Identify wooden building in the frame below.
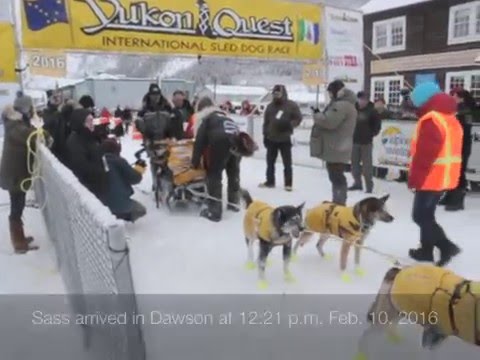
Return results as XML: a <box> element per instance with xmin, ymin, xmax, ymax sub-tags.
<box><xmin>363</xmin><ymin>0</ymin><xmax>480</xmax><ymax>105</ymax></box>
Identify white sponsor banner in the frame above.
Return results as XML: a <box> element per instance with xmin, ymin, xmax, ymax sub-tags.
<box><xmin>373</xmin><ymin>120</ymin><xmax>480</xmax><ymax>182</ymax></box>
<box><xmin>324</xmin><ymin>7</ymin><xmax>364</xmax><ymax>93</ymax></box>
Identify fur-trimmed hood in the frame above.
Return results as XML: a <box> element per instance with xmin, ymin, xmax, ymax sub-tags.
<box><xmin>1</xmin><ymin>105</ymin><xmax>23</xmax><ymax>122</ymax></box>
<box><xmin>193</xmin><ymin>106</ymin><xmax>226</xmax><ymax>136</ymax></box>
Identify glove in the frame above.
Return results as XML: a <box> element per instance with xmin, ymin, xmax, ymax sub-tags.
<box><xmin>263</xmin><ymin>137</ymin><xmax>269</xmax><ymax>148</ymax></box>
<box><xmin>133</xmin><ymin>159</ymin><xmax>147</xmax><ymax>175</ymax></box>
<box><xmin>133</xmin><ymin>164</ymin><xmax>146</xmax><ymax>175</ymax></box>
<box><xmin>135</xmin><ymin>159</ymin><xmax>147</xmax><ymax>167</ymax></box>
<box><xmin>311</xmin><ymin>106</ymin><xmax>320</xmax><ymax>114</ymax></box>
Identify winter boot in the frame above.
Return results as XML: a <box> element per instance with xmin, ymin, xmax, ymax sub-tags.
<box><xmin>445</xmin><ymin>190</ymin><xmax>465</xmax><ymax>212</ymax></box>
<box><xmin>408</xmin><ymin>248</ymin><xmax>434</xmax><ymax>262</ymax></box>
<box><xmin>227</xmin><ymin>191</ymin><xmax>240</xmax><ymax>212</ymax></box>
<box><xmin>9</xmin><ymin>218</ymin><xmax>39</xmax><ymax>254</ymax></box>
<box><xmin>200</xmin><ymin>208</ymin><xmax>221</xmax><ymax>222</ymax></box>
<box><xmin>348</xmin><ymin>183</ymin><xmax>363</xmax><ymax>191</ymax></box>
<box><xmin>438</xmin><ymin>192</ymin><xmax>451</xmax><ymax>206</ymax></box>
<box><xmin>332</xmin><ymin>184</ymin><xmax>347</xmax><ymax>206</ymax></box>
<box><xmin>436</xmin><ymin>241</ymin><xmax>461</xmax><ymax>267</ymax></box>
<box><xmin>20</xmin><ymin>219</ymin><xmax>34</xmax><ymax>244</ymax></box>
<box><xmin>259</xmin><ymin>182</ymin><xmax>275</xmax><ymax>189</ymax></box>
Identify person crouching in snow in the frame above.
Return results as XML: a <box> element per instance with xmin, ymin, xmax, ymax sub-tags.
<box><xmin>0</xmin><ymin>103</ymin><xmax>40</xmax><ymax>254</ymax></box>
<box><xmin>191</xmin><ymin>97</ymin><xmax>242</xmax><ymax>222</ymax></box>
<box><xmin>408</xmin><ymin>82</ymin><xmax>463</xmax><ymax>266</ymax></box>
<box><xmin>101</xmin><ymin>138</ymin><xmax>147</xmax><ymax>222</ymax></box>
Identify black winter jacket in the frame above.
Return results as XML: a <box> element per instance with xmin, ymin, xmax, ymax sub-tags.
<box><xmin>353</xmin><ymin>102</ymin><xmax>381</xmax><ymax>145</ymax></box>
<box><xmin>457</xmin><ymin>102</ymin><xmax>474</xmax><ymax>157</ymax></box>
<box><xmin>263</xmin><ymin>86</ymin><xmax>302</xmax><ymax>143</ymax></box>
<box><xmin>191</xmin><ymin>106</ymin><xmax>240</xmax><ymax>168</ymax></box>
<box><xmin>66</xmin><ymin>109</ymin><xmax>107</xmax><ymax>201</ymax></box>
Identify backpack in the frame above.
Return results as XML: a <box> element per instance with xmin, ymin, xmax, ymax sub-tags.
<box><xmin>231</xmin><ymin>131</ymin><xmax>258</xmax><ymax>157</ymax></box>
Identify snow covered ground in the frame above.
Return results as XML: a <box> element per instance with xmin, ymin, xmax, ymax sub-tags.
<box><xmin>120</xmin><ymin>136</ymin><xmax>479</xmax><ymax>360</ymax></box>
<box><xmin>0</xmin><ymin>188</ymin><xmax>64</xmax><ymax>295</ymax></box>
<box><xmin>1</xmin><ymin>133</ymin><xmax>479</xmax><ymax>359</ymax></box>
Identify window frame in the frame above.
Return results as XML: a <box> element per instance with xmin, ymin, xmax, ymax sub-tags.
<box><xmin>448</xmin><ymin>1</ymin><xmax>480</xmax><ymax>45</ymax></box>
<box><xmin>370</xmin><ymin>75</ymin><xmax>405</xmax><ymax>105</ymax></box>
<box><xmin>372</xmin><ymin>16</ymin><xmax>407</xmax><ymax>54</ymax></box>
<box><xmin>445</xmin><ymin>70</ymin><xmax>480</xmax><ymax>99</ymax></box>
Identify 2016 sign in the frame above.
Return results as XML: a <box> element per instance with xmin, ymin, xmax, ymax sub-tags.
<box><xmin>28</xmin><ymin>53</ymin><xmax>67</xmax><ymax>77</ymax></box>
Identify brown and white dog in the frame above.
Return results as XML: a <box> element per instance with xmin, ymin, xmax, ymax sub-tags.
<box><xmin>293</xmin><ymin>195</ymin><xmax>393</xmax><ymax>281</ymax></box>
<box><xmin>241</xmin><ymin>190</ymin><xmax>304</xmax><ymax>289</ymax></box>
<box><xmin>358</xmin><ymin>264</ymin><xmax>480</xmax><ymax>357</ymax></box>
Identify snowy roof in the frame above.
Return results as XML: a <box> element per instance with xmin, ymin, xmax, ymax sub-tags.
<box><xmin>361</xmin><ymin>0</ymin><xmax>432</xmax><ymax>14</ymax></box>
<box><xmin>204</xmin><ymin>85</ymin><xmax>268</xmax><ymax>96</ymax></box>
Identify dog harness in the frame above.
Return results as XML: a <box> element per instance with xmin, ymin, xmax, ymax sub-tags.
<box><xmin>390</xmin><ymin>265</ymin><xmax>480</xmax><ymax>345</ymax></box>
<box><xmin>305</xmin><ymin>202</ymin><xmax>361</xmax><ymax>241</ymax></box>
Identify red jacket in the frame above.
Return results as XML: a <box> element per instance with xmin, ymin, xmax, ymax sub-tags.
<box><xmin>408</xmin><ymin>93</ymin><xmax>460</xmax><ymax>190</ymax></box>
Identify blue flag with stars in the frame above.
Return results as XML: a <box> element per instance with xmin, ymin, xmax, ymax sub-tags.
<box><xmin>23</xmin><ymin>0</ymin><xmax>68</xmax><ymax>31</ymax></box>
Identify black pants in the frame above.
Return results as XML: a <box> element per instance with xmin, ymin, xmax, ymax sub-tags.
<box><xmin>206</xmin><ymin>144</ymin><xmax>241</xmax><ymax>218</ymax></box>
<box><xmin>412</xmin><ymin>191</ymin><xmax>451</xmax><ymax>253</ymax></box>
<box><xmin>326</xmin><ymin>162</ymin><xmax>347</xmax><ymax>205</ymax></box>
<box><xmin>9</xmin><ymin>190</ymin><xmax>26</xmax><ymax>221</ymax></box>
<box><xmin>458</xmin><ymin>151</ymin><xmax>471</xmax><ymax>190</ymax></box>
<box><xmin>266</xmin><ymin>140</ymin><xmax>292</xmax><ymax>187</ymax></box>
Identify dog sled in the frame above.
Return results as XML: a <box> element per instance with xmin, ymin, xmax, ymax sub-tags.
<box><xmin>136</xmin><ymin>138</ymin><xmax>207</xmax><ymax>209</ymax></box>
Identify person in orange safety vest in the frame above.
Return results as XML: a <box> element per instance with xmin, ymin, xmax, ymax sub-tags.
<box><xmin>408</xmin><ymin>82</ymin><xmax>463</xmax><ymax>266</ymax></box>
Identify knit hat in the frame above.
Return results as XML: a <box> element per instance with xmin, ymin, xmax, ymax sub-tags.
<box><xmin>148</xmin><ymin>83</ymin><xmax>161</xmax><ymax>95</ymax></box>
<box><xmin>411</xmin><ymin>82</ymin><xmax>441</xmax><ymax>108</ymax></box>
<box><xmin>101</xmin><ymin>137</ymin><xmax>121</xmax><ymax>155</ymax></box>
<box><xmin>13</xmin><ymin>95</ymin><xmax>33</xmax><ymax>115</ymax></box>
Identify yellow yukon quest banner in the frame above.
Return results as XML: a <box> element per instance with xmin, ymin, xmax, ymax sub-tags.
<box><xmin>21</xmin><ymin>0</ymin><xmax>323</xmax><ymax>60</ymax></box>
<box><xmin>27</xmin><ymin>51</ymin><xmax>67</xmax><ymax>77</ymax></box>
<box><xmin>0</xmin><ymin>22</ymin><xmax>17</xmax><ymax>83</ymax></box>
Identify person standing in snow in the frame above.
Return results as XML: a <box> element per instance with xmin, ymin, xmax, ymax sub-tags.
<box><xmin>139</xmin><ymin>83</ymin><xmax>173</xmax><ymax>117</ymax></box>
<box><xmin>349</xmin><ymin>91</ymin><xmax>381</xmax><ymax>193</ymax></box>
<box><xmin>260</xmin><ymin>84</ymin><xmax>302</xmax><ymax>191</ymax></box>
<box><xmin>191</xmin><ymin>96</ymin><xmax>241</xmax><ymax>222</ymax></box>
<box><xmin>408</xmin><ymin>82</ymin><xmax>463</xmax><ymax>266</ymax></box>
<box><xmin>66</xmin><ymin>108</ymin><xmax>108</xmax><ymax>203</ymax></box>
<box><xmin>0</xmin><ymin>101</ymin><xmax>40</xmax><ymax>254</ymax></box>
<box><xmin>310</xmin><ymin>80</ymin><xmax>357</xmax><ymax>205</ymax></box>
<box><xmin>439</xmin><ymin>88</ymin><xmax>476</xmax><ymax>211</ymax></box>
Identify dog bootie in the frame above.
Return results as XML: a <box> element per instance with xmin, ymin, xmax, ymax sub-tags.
<box><xmin>257</xmin><ymin>279</ymin><xmax>269</xmax><ymax>290</ymax></box>
<box><xmin>245</xmin><ymin>261</ymin><xmax>256</xmax><ymax>270</ymax></box>
<box><xmin>284</xmin><ymin>271</ymin><xmax>296</xmax><ymax>283</ymax></box>
<box><xmin>355</xmin><ymin>267</ymin><xmax>366</xmax><ymax>277</ymax></box>
<box><xmin>353</xmin><ymin>352</ymin><xmax>368</xmax><ymax>360</ymax></box>
<box><xmin>341</xmin><ymin>272</ymin><xmax>352</xmax><ymax>283</ymax></box>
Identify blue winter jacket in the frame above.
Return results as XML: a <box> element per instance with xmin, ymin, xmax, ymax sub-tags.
<box><xmin>103</xmin><ymin>153</ymin><xmax>142</xmax><ymax>216</ymax></box>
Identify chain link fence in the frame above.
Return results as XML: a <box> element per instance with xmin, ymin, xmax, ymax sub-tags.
<box><xmin>33</xmin><ymin>144</ymin><xmax>146</xmax><ymax>360</ymax></box>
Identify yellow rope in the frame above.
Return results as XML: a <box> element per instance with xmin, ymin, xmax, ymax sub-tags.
<box><xmin>19</xmin><ymin>126</ymin><xmax>48</xmax><ymax>210</ymax></box>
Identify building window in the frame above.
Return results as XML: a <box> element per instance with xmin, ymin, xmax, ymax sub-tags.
<box><xmin>372</xmin><ymin>16</ymin><xmax>407</xmax><ymax>54</ymax></box>
<box><xmin>448</xmin><ymin>1</ymin><xmax>480</xmax><ymax>45</ymax></box>
<box><xmin>446</xmin><ymin>70</ymin><xmax>480</xmax><ymax>100</ymax></box>
<box><xmin>370</xmin><ymin>76</ymin><xmax>404</xmax><ymax>105</ymax></box>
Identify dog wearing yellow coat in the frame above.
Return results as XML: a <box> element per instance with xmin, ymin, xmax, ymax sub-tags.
<box><xmin>293</xmin><ymin>195</ymin><xmax>393</xmax><ymax>281</ymax></box>
<box><xmin>241</xmin><ymin>190</ymin><xmax>304</xmax><ymax>288</ymax></box>
<box><xmin>357</xmin><ymin>264</ymin><xmax>480</xmax><ymax>358</ymax></box>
